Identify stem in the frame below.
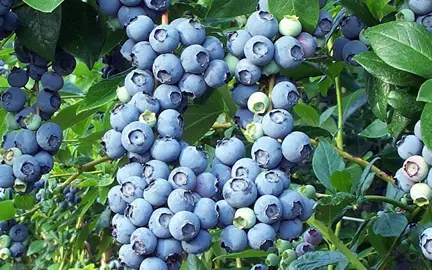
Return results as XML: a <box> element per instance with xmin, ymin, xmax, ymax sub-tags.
<box><xmin>0</xmin><ymin>33</ymin><xmax>13</xmax><ymax>50</ymax></box>
<box><xmin>212</xmin><ymin>122</ymin><xmax>234</xmax><ymax>129</ymax></box>
<box><xmin>236</xmin><ymin>258</ymin><xmax>242</xmax><ymax>268</ymax></box>
<box><xmin>50</xmin><ymin>170</ymin><xmax>103</xmax><ymax>178</ymax></box>
<box><xmin>162</xmin><ymin>10</ymin><xmax>169</xmax><ymax>25</ymax></box>
<box><xmin>328</xmin><ymin>221</ymin><xmax>343</xmax><ymax>270</ymax></box>
<box><xmin>335</xmin><ymin>76</ymin><xmax>343</xmax><ymax>150</ymax></box>
<box><xmin>267</xmin><ymin>75</ymin><xmax>275</xmax><ymax>110</ymax></box>
<box><xmin>364</xmin><ymin>195</ymin><xmax>415</xmax><ymax>212</ymax></box>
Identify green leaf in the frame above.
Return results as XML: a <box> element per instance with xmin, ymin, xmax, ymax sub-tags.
<box><xmin>293</xmin><ymin>126</ymin><xmax>332</xmax><ymax>138</ymax></box>
<box><xmin>373</xmin><ymin>212</ymin><xmax>408</xmax><ymax>237</ymax></box>
<box><xmin>388</xmin><ymin>110</ymin><xmax>410</xmax><ymax>138</ymax></box>
<box><xmin>364</xmin><ymin>0</ymin><xmax>392</xmax><ymax>20</ymax></box>
<box><xmin>0</xmin><ymin>201</ymin><xmax>16</xmax><ymax>221</ymax></box>
<box><xmin>58</xmin><ymin>0</ymin><xmax>105</xmax><ymax>69</ymax></box>
<box><xmin>315</xmin><ymin>193</ymin><xmax>356</xmax><ymax>225</ymax></box>
<box><xmin>358</xmin><ymin>119</ymin><xmax>389</xmax><ymax>138</ymax></box>
<box><xmin>14</xmin><ymin>5</ymin><xmax>62</xmax><ymax>61</ymax></box>
<box><xmin>100</xmin><ymin>29</ymin><xmax>126</xmax><ymax>57</ymax></box>
<box><xmin>288</xmin><ymin>251</ymin><xmax>349</xmax><ymax>270</ymax></box>
<box><xmin>268</xmin><ymin>0</ymin><xmax>319</xmax><ymax>33</ymax></box>
<box><xmin>368</xmin><ymin>223</ymin><xmax>395</xmax><ymax>258</ymax></box>
<box><xmin>78</xmin><ymin>69</ymin><xmax>130</xmax><ymax>113</ymax></box>
<box><xmin>52</xmin><ymin>102</ymin><xmax>101</xmax><ymax>130</ymax></box>
<box><xmin>22</xmin><ymin>0</ymin><xmax>64</xmax><ymax>12</ymax></box>
<box><xmin>206</xmin><ymin>0</ymin><xmax>256</xmax><ymax>18</ymax></box>
<box><xmin>341</xmin><ymin>0</ymin><xmax>379</xmax><ymax>26</ymax></box>
<box><xmin>27</xmin><ymin>240</ymin><xmax>46</xmax><ymax>256</ymax></box>
<box><xmin>294</xmin><ymin>103</ymin><xmax>320</xmax><ymax>126</ymax></box>
<box><xmin>14</xmin><ymin>194</ymin><xmax>36</xmax><ymax>210</ymax></box>
<box><xmin>312</xmin><ymin>141</ymin><xmax>344</xmax><ymax>192</ymax></box>
<box><xmin>365</xmin><ymin>74</ymin><xmax>391</xmax><ymax>122</ymax></box>
<box><xmin>421</xmin><ymin>103</ymin><xmax>432</xmax><ymax>151</ymax></box>
<box><xmin>365</xmin><ymin>21</ymin><xmax>432</xmax><ymax>78</ymax></box>
<box><xmin>183</xmin><ymin>90</ymin><xmax>225</xmax><ymax>144</ymax></box>
<box><xmin>185</xmin><ymin>254</ymin><xmax>207</xmax><ymax>270</ymax></box>
<box><xmin>0</xmin><ymin>109</ymin><xmax>7</xmax><ymax>136</ymax></box>
<box><xmin>281</xmin><ymin>62</ymin><xmax>324</xmax><ymax>80</ymax></box>
<box><xmin>387</xmin><ymin>89</ymin><xmax>424</xmax><ymax>118</ymax></box>
<box><xmin>356</xmin><ymin>157</ymin><xmax>380</xmax><ymax>197</ymax></box>
<box><xmin>330</xmin><ymin>170</ymin><xmax>352</xmax><ymax>193</ymax></box>
<box><xmin>213</xmin><ymin>249</ymin><xmax>270</xmax><ymax>260</ymax></box>
<box><xmin>417</xmin><ymin>79</ymin><xmax>432</xmax><ymax>103</ymax></box>
<box><xmin>319</xmin><ymin>107</ymin><xmax>336</xmax><ymax>127</ymax></box>
<box><xmin>342</xmin><ymin>88</ymin><xmax>366</xmax><ymax>119</ymax></box>
<box><xmin>354</xmin><ymin>51</ymin><xmax>422</xmax><ymax>87</ymax></box>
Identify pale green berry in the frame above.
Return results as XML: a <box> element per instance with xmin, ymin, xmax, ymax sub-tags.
<box><xmin>262</xmin><ymin>60</ymin><xmax>280</xmax><ymax>76</ymax></box>
<box><xmin>1</xmin><ymin>148</ymin><xmax>22</xmax><ymax>166</ymax></box>
<box><xmin>116</xmin><ymin>86</ymin><xmax>131</xmax><ymax>103</ymax></box>
<box><xmin>224</xmin><ymin>54</ymin><xmax>240</xmax><ymax>75</ymax></box>
<box><xmin>233</xmin><ymin>207</ymin><xmax>256</xmax><ymax>229</ymax></box>
<box><xmin>265</xmin><ymin>253</ymin><xmax>281</xmax><ymax>266</ymax></box>
<box><xmin>139</xmin><ymin>110</ymin><xmax>157</xmax><ymax>127</ymax></box>
<box><xmin>279</xmin><ymin>15</ymin><xmax>302</xmax><ymax>37</ymax></box>
<box><xmin>410</xmin><ymin>183</ymin><xmax>432</xmax><ymax>206</ymax></box>
<box><xmin>24</xmin><ymin>113</ymin><xmax>42</xmax><ymax>131</ymax></box>
<box><xmin>396</xmin><ymin>9</ymin><xmax>415</xmax><ymax>22</ymax></box>
<box><xmin>0</xmin><ymin>236</ymin><xmax>11</xmax><ymax>249</ymax></box>
<box><xmin>359</xmin><ymin>29</ymin><xmax>370</xmax><ymax>46</ymax></box>
<box><xmin>403</xmin><ymin>155</ymin><xmax>428</xmax><ymax>182</ymax></box>
<box><xmin>291</xmin><ymin>237</ymin><xmax>303</xmax><ymax>248</ymax></box>
<box><xmin>297</xmin><ymin>185</ymin><xmax>316</xmax><ymax>199</ymax></box>
<box><xmin>14</xmin><ymin>179</ymin><xmax>27</xmax><ymax>193</ymax></box>
<box><xmin>281</xmin><ymin>249</ymin><xmax>297</xmax><ymax>264</ymax></box>
<box><xmin>247</xmin><ymin>92</ymin><xmax>270</xmax><ymax>114</ymax></box>
<box><xmin>0</xmin><ymin>248</ymin><xmax>11</xmax><ymax>260</ymax></box>
<box><xmin>244</xmin><ymin>122</ymin><xmax>264</xmax><ymax>141</ymax></box>
<box><xmin>5</xmin><ymin>113</ymin><xmax>19</xmax><ymax>130</ymax></box>
<box><xmin>277</xmin><ymin>239</ymin><xmax>293</xmax><ymax>254</ymax></box>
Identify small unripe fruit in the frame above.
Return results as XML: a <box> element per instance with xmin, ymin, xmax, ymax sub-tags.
<box><xmin>234</xmin><ymin>207</ymin><xmax>257</xmax><ymax>229</ymax></box>
<box><xmin>139</xmin><ymin>110</ymin><xmax>157</xmax><ymax>127</ymax></box>
<box><xmin>397</xmin><ymin>9</ymin><xmax>416</xmax><ymax>22</ymax></box>
<box><xmin>279</xmin><ymin>16</ymin><xmax>302</xmax><ymax>37</ymax></box>
<box><xmin>248</xmin><ymin>92</ymin><xmax>270</xmax><ymax>114</ymax></box>
<box><xmin>0</xmin><ymin>235</ymin><xmax>11</xmax><ymax>248</ymax></box>
<box><xmin>0</xmin><ymin>248</ymin><xmax>11</xmax><ymax>260</ymax></box>
<box><xmin>224</xmin><ymin>54</ymin><xmax>240</xmax><ymax>75</ymax></box>
<box><xmin>244</xmin><ymin>122</ymin><xmax>264</xmax><ymax>141</ymax></box>
<box><xmin>410</xmin><ymin>183</ymin><xmax>432</xmax><ymax>206</ymax></box>
<box><xmin>117</xmin><ymin>86</ymin><xmax>131</xmax><ymax>103</ymax></box>
<box><xmin>403</xmin><ymin>155</ymin><xmax>429</xmax><ymax>182</ymax></box>
<box><xmin>265</xmin><ymin>253</ymin><xmax>281</xmax><ymax>266</ymax></box>
<box><xmin>281</xmin><ymin>249</ymin><xmax>297</xmax><ymax>264</ymax></box>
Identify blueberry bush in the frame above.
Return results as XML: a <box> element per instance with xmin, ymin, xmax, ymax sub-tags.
<box><xmin>2</xmin><ymin>0</ymin><xmax>432</xmax><ymax>269</ymax></box>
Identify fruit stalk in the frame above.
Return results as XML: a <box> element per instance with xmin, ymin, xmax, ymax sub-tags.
<box><xmin>162</xmin><ymin>10</ymin><xmax>169</xmax><ymax>25</ymax></box>
<box><xmin>335</xmin><ymin>75</ymin><xmax>343</xmax><ymax>150</ymax></box>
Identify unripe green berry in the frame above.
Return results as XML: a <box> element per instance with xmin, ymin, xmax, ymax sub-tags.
<box><xmin>1</xmin><ymin>148</ymin><xmax>22</xmax><ymax>166</ymax></box>
<box><xmin>233</xmin><ymin>207</ymin><xmax>256</xmax><ymax>229</ymax></box>
<box><xmin>24</xmin><ymin>113</ymin><xmax>42</xmax><ymax>131</ymax></box>
<box><xmin>277</xmin><ymin>239</ymin><xmax>293</xmax><ymax>254</ymax></box>
<box><xmin>403</xmin><ymin>155</ymin><xmax>428</xmax><ymax>182</ymax></box>
<box><xmin>244</xmin><ymin>122</ymin><xmax>264</xmax><ymax>141</ymax></box>
<box><xmin>14</xmin><ymin>179</ymin><xmax>27</xmax><ymax>193</ymax></box>
<box><xmin>359</xmin><ymin>29</ymin><xmax>370</xmax><ymax>46</ymax></box>
<box><xmin>224</xmin><ymin>54</ymin><xmax>239</xmax><ymax>75</ymax></box>
<box><xmin>139</xmin><ymin>110</ymin><xmax>157</xmax><ymax>128</ymax></box>
<box><xmin>410</xmin><ymin>183</ymin><xmax>432</xmax><ymax>206</ymax></box>
<box><xmin>116</xmin><ymin>86</ymin><xmax>131</xmax><ymax>103</ymax></box>
<box><xmin>247</xmin><ymin>92</ymin><xmax>270</xmax><ymax>114</ymax></box>
<box><xmin>297</xmin><ymin>185</ymin><xmax>316</xmax><ymax>199</ymax></box>
<box><xmin>262</xmin><ymin>60</ymin><xmax>280</xmax><ymax>75</ymax></box>
<box><xmin>279</xmin><ymin>16</ymin><xmax>302</xmax><ymax>37</ymax></box>
<box><xmin>396</xmin><ymin>9</ymin><xmax>415</xmax><ymax>22</ymax></box>
<box><xmin>291</xmin><ymin>237</ymin><xmax>303</xmax><ymax>248</ymax></box>
<box><xmin>281</xmin><ymin>249</ymin><xmax>297</xmax><ymax>264</ymax></box>
<box><xmin>0</xmin><ymin>248</ymin><xmax>11</xmax><ymax>260</ymax></box>
<box><xmin>265</xmin><ymin>253</ymin><xmax>281</xmax><ymax>266</ymax></box>
<box><xmin>6</xmin><ymin>113</ymin><xmax>19</xmax><ymax>130</ymax></box>
<box><xmin>0</xmin><ymin>236</ymin><xmax>11</xmax><ymax>249</ymax></box>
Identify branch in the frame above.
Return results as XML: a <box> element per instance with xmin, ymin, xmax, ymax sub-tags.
<box><xmin>335</xmin><ymin>76</ymin><xmax>343</xmax><ymax>150</ymax></box>
<box><xmin>364</xmin><ymin>195</ymin><xmax>414</xmax><ymax>212</ymax></box>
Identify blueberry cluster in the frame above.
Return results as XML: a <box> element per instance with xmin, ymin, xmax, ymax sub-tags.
<box><xmin>0</xmin><ymin>220</ymin><xmax>28</xmax><ymax>261</ymax></box>
<box><xmin>0</xmin><ymin>44</ymin><xmax>76</xmax><ymax>195</ymax></box>
<box><xmin>0</xmin><ymin>0</ymin><xmax>18</xmax><ymax>40</ymax></box>
<box><xmin>97</xmin><ymin>0</ymin><xmax>170</xmax><ymax>26</ymax></box>
<box><xmin>395</xmin><ymin>120</ymin><xmax>432</xmax><ymax>206</ymax></box>
<box><xmin>399</xmin><ymin>0</ymin><xmax>432</xmax><ymax>33</ymax></box>
<box><xmin>58</xmin><ymin>186</ymin><xmax>81</xmax><ymax>208</ymax></box>
<box><xmin>332</xmin><ymin>15</ymin><xmax>369</xmax><ymax>66</ymax></box>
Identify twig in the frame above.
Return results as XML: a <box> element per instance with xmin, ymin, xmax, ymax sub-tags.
<box><xmin>335</xmin><ymin>76</ymin><xmax>343</xmax><ymax>150</ymax></box>
<box><xmin>162</xmin><ymin>10</ymin><xmax>169</xmax><ymax>25</ymax></box>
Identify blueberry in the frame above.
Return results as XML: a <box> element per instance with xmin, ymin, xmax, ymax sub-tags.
<box><xmin>97</xmin><ymin>0</ymin><xmax>121</xmax><ymax>16</ymax></box>
<box><xmin>279</xmin><ymin>190</ymin><xmax>304</xmax><ymax>219</ymax></box>
<box><xmin>143</xmin><ymin>160</ymin><xmax>170</xmax><ymax>183</ymax></box>
<box><xmin>53</xmin><ymin>49</ymin><xmax>76</xmax><ymax>76</ymax></box>
<box><xmin>9</xmin><ymin>224</ymin><xmax>28</xmax><ymax>242</ymax></box>
<box><xmin>112</xmin><ymin>215</ymin><xmax>137</xmax><ymax>244</ymax></box>
<box><xmin>296</xmin><ymin>32</ymin><xmax>317</xmax><ymax>58</ymax></box>
<box><xmin>255</xmin><ymin>171</ymin><xmax>284</xmax><ymax>196</ymax></box>
<box><xmin>102</xmin><ymin>129</ymin><xmax>126</xmax><ymax>159</ymax></box>
<box><xmin>121</xmin><ymin>121</ymin><xmax>154</xmax><ymax>153</ymax></box>
<box><xmin>130</xmin><ymin>227</ymin><xmax>157</xmax><ymax>255</ymax></box>
<box><xmin>234</xmin><ymin>108</ymin><xmax>254</xmax><ymax>128</ymax></box>
<box><xmin>231</xmin><ymin>84</ymin><xmax>259</xmax><ymax>108</ymax></box>
<box><xmin>332</xmin><ymin>37</ymin><xmax>350</xmax><ymax>61</ymax></box>
<box><xmin>1</xmin><ymin>87</ymin><xmax>26</xmax><ymax>113</ymax></box>
<box><xmin>215</xmin><ymin>137</ymin><xmax>245</xmax><ymax>166</ymax></box>
<box><xmin>131</xmin><ymin>41</ymin><xmax>157</xmax><ymax>70</ymax></box>
<box><xmin>279</xmin><ymin>16</ymin><xmax>302</xmax><ymax>37</ymax></box>
<box><xmin>9</xmin><ymin>242</ymin><xmax>26</xmax><ymax>258</ymax></box>
<box><xmin>282</xmin><ymin>131</ymin><xmax>312</xmax><ymax>163</ymax></box>
<box><xmin>181</xmin><ymin>45</ymin><xmax>210</xmax><ymax>74</ymax></box>
<box><xmin>129</xmin><ymin>92</ymin><xmax>160</xmax><ymax>114</ymax></box>
<box><xmin>140</xmin><ymin>257</ymin><xmax>168</xmax><ymax>270</ymax></box>
<box><xmin>120</xmin><ymin>39</ymin><xmax>136</xmax><ymax>62</ymax></box>
<box><xmin>0</xmin><ymin>0</ymin><xmax>12</xmax><ymax>15</ymax></box>
<box><xmin>13</xmin><ymin>154</ymin><xmax>40</xmax><ymax>182</ymax></box>
<box><xmin>223</xmin><ymin>177</ymin><xmax>257</xmax><ymax>208</ymax></box>
<box><xmin>15</xmin><ymin>107</ymin><xmax>35</xmax><ymax>129</ymax></box>
<box><xmin>125</xmin><ymin>69</ymin><xmax>154</xmax><ymax>96</ymax></box>
<box><xmin>181</xmin><ymin>229</ymin><xmax>212</xmax><ymax>254</ymax></box>
<box><xmin>244</xmin><ymin>35</ymin><xmax>274</xmax><ymax>66</ymax></box>
<box><xmin>116</xmin><ymin>162</ymin><xmax>144</xmax><ymax>184</ymax></box>
<box><xmin>157</xmin><ymin>109</ymin><xmax>184</xmax><ymax>139</ymax></box>
<box><xmin>176</xmin><ymin>18</ymin><xmax>206</xmax><ymax>46</ymax></box>
<box><xmin>278</xmin><ymin>218</ymin><xmax>303</xmax><ymax>241</ymax></box>
<box><xmin>262</xmin><ymin>109</ymin><xmax>294</xmax><ymax>139</ymax></box>
<box><xmin>7</xmin><ymin>68</ymin><xmax>28</xmax><ymax>88</ymax></box>
<box><xmin>168</xmin><ymin>167</ymin><xmax>197</xmax><ymax>190</ymax></box>
<box><xmin>211</xmin><ymin>164</ymin><xmax>232</xmax><ymax>190</ymax></box>
<box><xmin>251</xmin><ymin>264</ymin><xmax>268</xmax><ymax>270</ymax></box>
<box><xmin>190</xmin><ymin>174</ymin><xmax>216</xmax><ymax>199</ymax></box>
<box><xmin>120</xmin><ymin>176</ymin><xmax>148</xmax><ymax>203</ymax></box>
<box><xmin>274</xmin><ymin>36</ymin><xmax>304</xmax><ymax>69</ymax></box>
<box><xmin>153</xmin><ymin>53</ymin><xmax>184</xmax><ymax>84</ymax></box>
<box><xmin>36</xmin><ymin>90</ymin><xmax>61</xmax><ymax>114</ymax></box>
<box><xmin>117</xmin><ymin>6</ymin><xmax>147</xmax><ymax>28</ymax></box>
<box><xmin>110</xmin><ymin>104</ymin><xmax>140</xmax><ymax>132</ymax></box>
<box><xmin>403</xmin><ymin>155</ymin><xmax>429</xmax><ymax>182</ymax></box>
<box><xmin>303</xmin><ymin>228</ymin><xmax>323</xmax><ymax>246</ymax></box>
<box><xmin>417</xmin><ymin>12</ymin><xmax>432</xmax><ymax>33</ymax></box>
<box><xmin>420</xmin><ymin>227</ymin><xmax>432</xmax><ymax>260</ymax></box>
<box><xmin>147</xmin><ymin>27</ymin><xmax>178</xmax><ymax>56</ymax></box>
<box><xmin>220</xmin><ymin>225</ymin><xmax>248</xmax><ymax>252</ymax></box>
<box><xmin>271</xmin><ymin>81</ymin><xmax>299</xmax><ymax>110</ymax></box>
<box><xmin>168</xmin><ymin>211</ymin><xmax>201</xmax><ymax>241</ymax></box>
<box><xmin>254</xmin><ymin>195</ymin><xmax>283</xmax><ymax>224</ymax></box>
<box><xmin>299</xmin><ymin>196</ymin><xmax>315</xmax><ymax>221</ymax></box>
<box><xmin>409</xmin><ymin>0</ymin><xmax>432</xmax><ymax>15</ymax></box>
<box><xmin>119</xmin><ymin>244</ymin><xmax>144</xmax><ymax>269</ymax></box>
<box><xmin>248</xmin><ymin>92</ymin><xmax>270</xmax><ymax>114</ymax></box>
<box><xmin>153</xmin><ymin>84</ymin><xmax>183</xmax><ymax>110</ymax></box>
<box><xmin>342</xmin><ymin>40</ymin><xmax>368</xmax><ymax>66</ymax></box>
<box><xmin>178</xmin><ymin>73</ymin><xmax>207</xmax><ymax>99</ymax></box>
<box><xmin>296</xmin><ymin>242</ymin><xmax>314</xmax><ymax>257</ymax></box>
<box><xmin>202</xmin><ymin>36</ymin><xmax>225</xmax><ymax>60</ymax></box>
<box><xmin>247</xmin><ymin>223</ymin><xmax>276</xmax><ymax>251</ymax></box>
<box><xmin>313</xmin><ymin>10</ymin><xmax>333</xmax><ymax>37</ymax></box>
<box><xmin>341</xmin><ymin>15</ymin><xmax>365</xmax><ymax>40</ymax></box>
<box><xmin>148</xmin><ymin>208</ymin><xmax>173</xmax><ymax>238</ymax></box>
<box><xmin>108</xmin><ymin>185</ymin><xmax>127</xmax><ymax>214</ymax></box>
<box><xmin>126</xmin><ymin>198</ymin><xmax>153</xmax><ymax>227</ymax></box>
<box><xmin>233</xmin><ymin>207</ymin><xmax>256</xmax><ymax>229</ymax></box>
<box><xmin>227</xmin><ymin>30</ymin><xmax>252</xmax><ymax>58</ymax></box>
<box><xmin>235</xmin><ymin>59</ymin><xmax>262</xmax><ymax>85</ymax></box>
<box><xmin>144</xmin><ymin>0</ymin><xmax>171</xmax><ymax>11</ymax></box>
<box><xmin>27</xmin><ymin>63</ymin><xmax>47</xmax><ymax>81</ymax></box>
<box><xmin>143</xmin><ymin>179</ymin><xmax>172</xmax><ymax>207</ymax></box>
<box><xmin>194</xmin><ymin>198</ymin><xmax>218</xmax><ymax>229</ymax></box>
<box><xmin>34</xmin><ymin>151</ymin><xmax>54</xmax><ymax>174</ymax></box>
<box><xmin>252</xmin><ymin>136</ymin><xmax>283</xmax><ymax>169</ymax></box>
<box><xmin>126</xmin><ymin>15</ymin><xmax>154</xmax><ymax>42</ymax></box>
<box><xmin>214</xmin><ymin>200</ymin><xmax>234</xmax><ymax>228</ymax></box>
<box><xmin>149</xmin><ymin>137</ymin><xmax>180</xmax><ymax>163</ymax></box>
<box><xmin>423</xmin><ymin>146</ymin><xmax>432</xmax><ymax>165</ymax></box>
<box><xmin>410</xmin><ymin>183</ymin><xmax>432</xmax><ymax>205</ymax></box>
<box><xmin>127</xmin><ymin>151</ymin><xmax>151</xmax><ymax>164</ymax></box>
<box><xmin>0</xmin><ymin>165</ymin><xmax>14</xmax><ymax>188</ymax></box>
<box><xmin>397</xmin><ymin>135</ymin><xmax>423</xmax><ymax>160</ymax></box>
<box><xmin>204</xmin><ymin>59</ymin><xmax>230</xmax><ymax>88</ymax></box>
<box><xmin>155</xmin><ymin>238</ymin><xmax>183</xmax><ymax>267</ymax></box>
<box><xmin>246</xmin><ymin>11</ymin><xmax>278</xmax><ymax>39</ymax></box>
<box><xmin>36</xmin><ymin>122</ymin><xmax>63</xmax><ymax>153</ymax></box>
<box><xmin>13</xmin><ymin>130</ymin><xmax>38</xmax><ymax>155</ymax></box>
<box><xmin>41</xmin><ymin>72</ymin><xmax>64</xmax><ymax>92</ymax></box>
<box><xmin>179</xmin><ymin>147</ymin><xmax>207</xmax><ymax>175</ymax></box>
<box><xmin>167</xmin><ymin>189</ymin><xmax>196</xmax><ymax>213</ymax></box>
